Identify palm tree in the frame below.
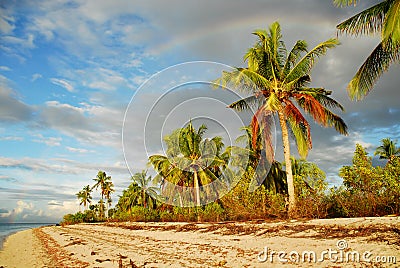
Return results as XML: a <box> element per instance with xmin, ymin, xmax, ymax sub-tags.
<box><xmin>76</xmin><ymin>185</ymin><xmax>92</xmax><ymax>211</ymax></box>
<box><xmin>215</xmin><ymin>22</ymin><xmax>348</xmax><ymax>215</ymax></box>
<box><xmin>131</xmin><ymin>170</ymin><xmax>158</xmax><ymax>209</ymax></box>
<box><xmin>149</xmin><ymin>122</ymin><xmax>227</xmax><ymax>208</ymax></box>
<box><xmin>92</xmin><ymin>171</ymin><xmax>113</xmax><ymax>217</ymax></box>
<box><xmin>116</xmin><ymin>182</ymin><xmax>142</xmax><ymax>213</ymax></box>
<box><xmin>103</xmin><ymin>180</ymin><xmax>115</xmax><ymax>213</ymax></box>
<box><xmin>92</xmin><ymin>171</ymin><xmax>112</xmax><ymax>200</ymax></box>
<box><xmin>374</xmin><ymin>137</ymin><xmax>400</xmax><ymax>160</ymax></box>
<box><xmin>335</xmin><ymin>0</ymin><xmax>400</xmax><ymax>100</ymax></box>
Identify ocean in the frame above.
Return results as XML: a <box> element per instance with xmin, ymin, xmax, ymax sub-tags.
<box><xmin>0</xmin><ymin>223</ymin><xmax>54</xmax><ymax>250</ymax></box>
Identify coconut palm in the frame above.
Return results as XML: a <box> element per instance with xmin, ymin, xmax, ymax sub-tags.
<box><xmin>76</xmin><ymin>185</ymin><xmax>92</xmax><ymax>211</ymax></box>
<box><xmin>149</xmin><ymin>122</ymin><xmax>227</xmax><ymax>208</ymax></box>
<box><xmin>374</xmin><ymin>137</ymin><xmax>400</xmax><ymax>160</ymax></box>
<box><xmin>131</xmin><ymin>170</ymin><xmax>158</xmax><ymax>209</ymax></box>
<box><xmin>103</xmin><ymin>180</ymin><xmax>114</xmax><ymax>213</ymax></box>
<box><xmin>92</xmin><ymin>171</ymin><xmax>113</xmax><ymax>217</ymax></box>
<box><xmin>215</xmin><ymin>21</ymin><xmax>348</xmax><ymax>215</ymax></box>
<box><xmin>92</xmin><ymin>171</ymin><xmax>112</xmax><ymax>200</ymax></box>
<box><xmin>116</xmin><ymin>182</ymin><xmax>142</xmax><ymax>213</ymax></box>
<box><xmin>335</xmin><ymin>0</ymin><xmax>400</xmax><ymax>100</ymax></box>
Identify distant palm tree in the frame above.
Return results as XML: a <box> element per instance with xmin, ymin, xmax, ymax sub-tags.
<box><xmin>374</xmin><ymin>137</ymin><xmax>400</xmax><ymax>160</ymax></box>
<box><xmin>93</xmin><ymin>171</ymin><xmax>113</xmax><ymax>217</ymax></box>
<box><xmin>215</xmin><ymin>21</ymin><xmax>348</xmax><ymax>215</ymax></box>
<box><xmin>92</xmin><ymin>171</ymin><xmax>111</xmax><ymax>200</ymax></box>
<box><xmin>131</xmin><ymin>170</ymin><xmax>158</xmax><ymax>209</ymax></box>
<box><xmin>149</xmin><ymin>122</ymin><xmax>227</xmax><ymax>208</ymax></box>
<box><xmin>335</xmin><ymin>0</ymin><xmax>400</xmax><ymax>100</ymax></box>
<box><xmin>103</xmin><ymin>180</ymin><xmax>114</xmax><ymax>213</ymax></box>
<box><xmin>76</xmin><ymin>185</ymin><xmax>92</xmax><ymax>211</ymax></box>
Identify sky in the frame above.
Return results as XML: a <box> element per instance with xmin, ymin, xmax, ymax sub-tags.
<box><xmin>1</xmin><ymin>0</ymin><xmax>399</xmax><ymax>223</ymax></box>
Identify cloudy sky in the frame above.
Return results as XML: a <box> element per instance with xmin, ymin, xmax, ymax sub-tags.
<box><xmin>1</xmin><ymin>0</ymin><xmax>399</xmax><ymax>223</ymax></box>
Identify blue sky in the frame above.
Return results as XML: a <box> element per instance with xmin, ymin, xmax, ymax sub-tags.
<box><xmin>1</xmin><ymin>0</ymin><xmax>399</xmax><ymax>223</ymax></box>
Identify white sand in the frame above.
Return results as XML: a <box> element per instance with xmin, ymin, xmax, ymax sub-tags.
<box><xmin>0</xmin><ymin>217</ymin><xmax>399</xmax><ymax>267</ymax></box>
<box><xmin>0</xmin><ymin>229</ymin><xmax>49</xmax><ymax>268</ymax></box>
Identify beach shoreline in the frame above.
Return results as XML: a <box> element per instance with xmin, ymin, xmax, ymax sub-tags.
<box><xmin>0</xmin><ymin>217</ymin><xmax>399</xmax><ymax>267</ymax></box>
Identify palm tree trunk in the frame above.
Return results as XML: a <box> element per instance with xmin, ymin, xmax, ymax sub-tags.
<box><xmin>194</xmin><ymin>170</ymin><xmax>201</xmax><ymax>207</ymax></box>
<box><xmin>278</xmin><ymin>110</ymin><xmax>296</xmax><ymax>216</ymax></box>
<box><xmin>194</xmin><ymin>170</ymin><xmax>201</xmax><ymax>222</ymax></box>
<box><xmin>143</xmin><ymin>190</ymin><xmax>146</xmax><ymax>208</ymax></box>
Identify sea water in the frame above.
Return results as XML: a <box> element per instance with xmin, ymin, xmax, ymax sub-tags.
<box><xmin>0</xmin><ymin>223</ymin><xmax>53</xmax><ymax>250</ymax></box>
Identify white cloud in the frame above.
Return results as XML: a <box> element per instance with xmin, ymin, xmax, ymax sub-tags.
<box><xmin>66</xmin><ymin>146</ymin><xmax>92</xmax><ymax>153</ymax></box>
<box><xmin>48</xmin><ymin>200</ymin><xmax>62</xmax><ymax>206</ymax></box>
<box><xmin>32</xmin><ymin>134</ymin><xmax>62</xmax><ymax>147</ymax></box>
<box><xmin>0</xmin><ymin>136</ymin><xmax>23</xmax><ymax>141</ymax></box>
<box><xmin>50</xmin><ymin>78</ymin><xmax>75</xmax><ymax>92</ymax></box>
<box><xmin>31</xmin><ymin>73</ymin><xmax>42</xmax><ymax>81</ymax></box>
<box><xmin>1</xmin><ymin>34</ymin><xmax>35</xmax><ymax>49</ymax></box>
<box><xmin>0</xmin><ymin>66</ymin><xmax>11</xmax><ymax>71</ymax></box>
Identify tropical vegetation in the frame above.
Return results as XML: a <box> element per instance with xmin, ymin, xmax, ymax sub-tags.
<box><xmin>61</xmin><ymin>16</ymin><xmax>400</xmax><ymax>225</ymax></box>
<box><xmin>214</xmin><ymin>21</ymin><xmax>348</xmax><ymax>215</ymax></box>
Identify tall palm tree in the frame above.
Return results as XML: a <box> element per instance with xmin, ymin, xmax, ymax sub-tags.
<box><xmin>215</xmin><ymin>22</ymin><xmax>348</xmax><ymax>215</ymax></box>
<box><xmin>103</xmin><ymin>180</ymin><xmax>115</xmax><ymax>214</ymax></box>
<box><xmin>92</xmin><ymin>171</ymin><xmax>112</xmax><ymax>200</ymax></box>
<box><xmin>92</xmin><ymin>171</ymin><xmax>113</xmax><ymax>216</ymax></box>
<box><xmin>374</xmin><ymin>137</ymin><xmax>400</xmax><ymax>160</ymax></box>
<box><xmin>76</xmin><ymin>185</ymin><xmax>92</xmax><ymax>211</ymax></box>
<box><xmin>149</xmin><ymin>122</ymin><xmax>227</xmax><ymax>208</ymax></box>
<box><xmin>131</xmin><ymin>170</ymin><xmax>158</xmax><ymax>209</ymax></box>
<box><xmin>335</xmin><ymin>0</ymin><xmax>400</xmax><ymax>100</ymax></box>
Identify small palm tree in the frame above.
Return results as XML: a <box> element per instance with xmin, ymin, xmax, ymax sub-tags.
<box><xmin>76</xmin><ymin>185</ymin><xmax>92</xmax><ymax>211</ymax></box>
<box><xmin>335</xmin><ymin>0</ymin><xmax>400</xmax><ymax>100</ymax></box>
<box><xmin>131</xmin><ymin>170</ymin><xmax>158</xmax><ymax>209</ymax></box>
<box><xmin>116</xmin><ymin>182</ymin><xmax>142</xmax><ymax>213</ymax></box>
<box><xmin>215</xmin><ymin>21</ymin><xmax>348</xmax><ymax>215</ymax></box>
<box><xmin>374</xmin><ymin>137</ymin><xmax>400</xmax><ymax>160</ymax></box>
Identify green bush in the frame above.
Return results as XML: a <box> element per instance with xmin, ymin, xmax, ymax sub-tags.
<box><xmin>199</xmin><ymin>203</ymin><xmax>225</xmax><ymax>222</ymax></box>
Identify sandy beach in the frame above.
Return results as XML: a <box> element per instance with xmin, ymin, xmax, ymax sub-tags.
<box><xmin>0</xmin><ymin>217</ymin><xmax>399</xmax><ymax>267</ymax></box>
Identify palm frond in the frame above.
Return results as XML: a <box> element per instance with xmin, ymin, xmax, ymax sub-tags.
<box><xmin>284</xmin><ymin>100</ymin><xmax>312</xmax><ymax>158</ymax></box>
<box><xmin>213</xmin><ymin>68</ymin><xmax>273</xmax><ymax>95</ymax></box>
<box><xmin>294</xmin><ymin>93</ymin><xmax>348</xmax><ymax>135</ymax></box>
<box><xmin>383</xmin><ymin>0</ymin><xmax>400</xmax><ymax>46</ymax></box>
<box><xmin>284</xmin><ymin>38</ymin><xmax>339</xmax><ymax>84</ymax></box>
<box><xmin>323</xmin><ymin>109</ymin><xmax>349</xmax><ymax>135</ymax></box>
<box><xmin>333</xmin><ymin>0</ymin><xmax>359</xmax><ymax>7</ymax></box>
<box><xmin>297</xmin><ymin>87</ymin><xmax>345</xmax><ymax>111</ymax></box>
<box><xmin>228</xmin><ymin>95</ymin><xmax>263</xmax><ymax>111</ymax></box>
<box><xmin>282</xmin><ymin>40</ymin><xmax>308</xmax><ymax>77</ymax></box>
<box><xmin>336</xmin><ymin>1</ymin><xmax>391</xmax><ymax>36</ymax></box>
<box><xmin>348</xmin><ymin>39</ymin><xmax>400</xmax><ymax>100</ymax></box>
